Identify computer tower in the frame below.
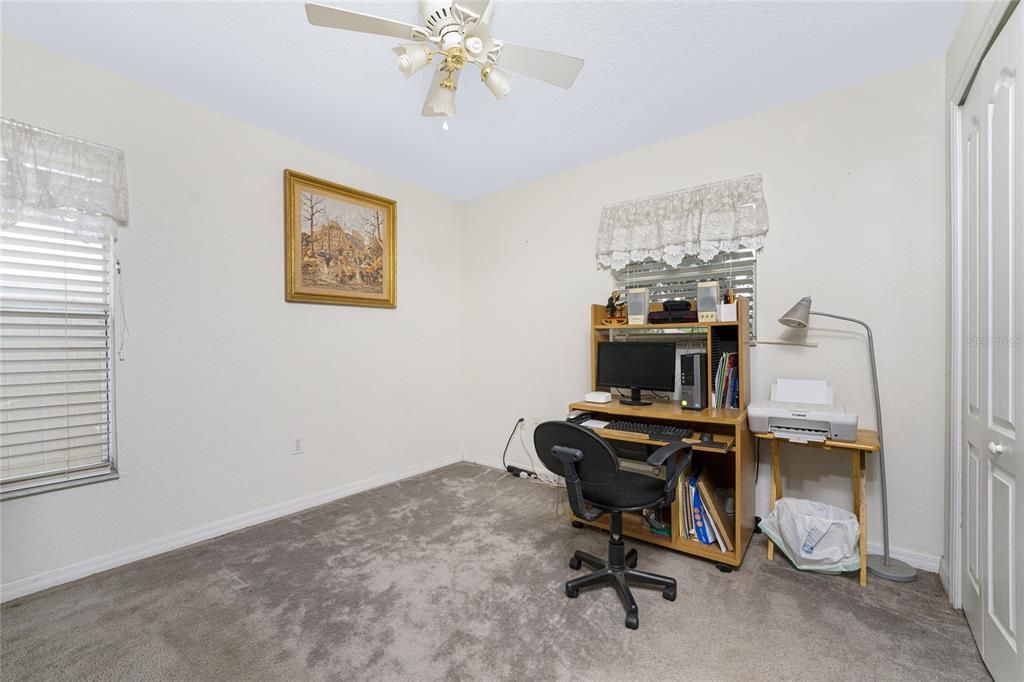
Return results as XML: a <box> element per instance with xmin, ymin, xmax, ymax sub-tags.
<box><xmin>678</xmin><ymin>353</ymin><xmax>707</xmax><ymax>410</ymax></box>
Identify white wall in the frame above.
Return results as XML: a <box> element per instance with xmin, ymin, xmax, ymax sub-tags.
<box><xmin>0</xmin><ymin>36</ymin><xmax>464</xmax><ymax>591</ymax></box>
<box><xmin>461</xmin><ymin>60</ymin><xmax>947</xmax><ymax>568</ymax></box>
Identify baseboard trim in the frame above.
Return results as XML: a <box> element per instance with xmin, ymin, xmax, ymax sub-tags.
<box><xmin>856</xmin><ymin>544</ymin><xmax>941</xmax><ymax>574</ymax></box>
<box><xmin>1</xmin><ymin>454</ymin><xmax>461</xmax><ymax>603</ymax></box>
<box><xmin>461</xmin><ymin>453</ymin><xmax>507</xmax><ymax>471</ymax></box>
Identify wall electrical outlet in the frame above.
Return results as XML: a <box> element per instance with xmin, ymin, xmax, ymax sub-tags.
<box><xmin>291</xmin><ymin>436</ymin><xmax>303</xmax><ymax>455</ymax></box>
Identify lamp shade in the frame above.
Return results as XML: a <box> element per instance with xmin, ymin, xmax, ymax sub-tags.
<box><xmin>481</xmin><ymin>65</ymin><xmax>511</xmax><ymax>100</ymax></box>
<box><xmin>394</xmin><ymin>44</ymin><xmax>431</xmax><ymax>79</ymax></box>
<box><xmin>778</xmin><ymin>296</ymin><xmax>812</xmax><ymax>328</ymax></box>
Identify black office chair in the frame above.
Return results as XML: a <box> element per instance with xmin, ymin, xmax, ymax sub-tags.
<box><xmin>534</xmin><ymin>421</ymin><xmax>691</xmax><ymax>630</ymax></box>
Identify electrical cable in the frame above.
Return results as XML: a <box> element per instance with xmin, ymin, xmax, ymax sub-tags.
<box><xmin>501</xmin><ymin>418</ymin><xmax>525</xmax><ymax>470</ymax></box>
<box><xmin>518</xmin><ymin>423</ymin><xmax>563</xmax><ymax>488</ymax></box>
<box><xmin>755</xmin><ymin>438</ymin><xmax>761</xmax><ymax>485</ymax></box>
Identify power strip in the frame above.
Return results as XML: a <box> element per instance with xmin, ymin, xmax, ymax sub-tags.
<box><xmin>506</xmin><ymin>465</ymin><xmax>538</xmax><ymax>479</ymax></box>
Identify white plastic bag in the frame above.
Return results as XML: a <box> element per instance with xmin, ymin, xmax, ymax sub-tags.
<box><xmin>759</xmin><ymin>497</ymin><xmax>860</xmax><ymax>574</ymax></box>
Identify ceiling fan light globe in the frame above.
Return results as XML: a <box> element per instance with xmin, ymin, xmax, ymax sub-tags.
<box><xmin>394</xmin><ymin>44</ymin><xmax>431</xmax><ymax>78</ymax></box>
<box><xmin>482</xmin><ymin>65</ymin><xmax>511</xmax><ymax>100</ymax></box>
<box><xmin>426</xmin><ymin>86</ymin><xmax>457</xmax><ymax>117</ymax></box>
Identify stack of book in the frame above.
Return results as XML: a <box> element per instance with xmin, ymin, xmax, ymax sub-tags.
<box><xmin>680</xmin><ymin>466</ymin><xmax>735</xmax><ymax>553</ymax></box>
<box><xmin>711</xmin><ymin>351</ymin><xmax>740</xmax><ymax>409</ymax></box>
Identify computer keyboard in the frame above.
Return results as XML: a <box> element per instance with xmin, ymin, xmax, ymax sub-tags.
<box><xmin>605</xmin><ymin>421</ymin><xmax>693</xmax><ymax>441</ymax></box>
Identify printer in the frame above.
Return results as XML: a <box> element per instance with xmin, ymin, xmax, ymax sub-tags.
<box><xmin>748</xmin><ymin>379</ymin><xmax>858</xmax><ymax>443</ymax></box>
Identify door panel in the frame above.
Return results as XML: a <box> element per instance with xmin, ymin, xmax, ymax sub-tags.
<box><xmin>968</xmin><ymin>443</ymin><xmax>981</xmax><ymax>592</ymax></box>
<box><xmin>987</xmin><ymin>71</ymin><xmax>1016</xmax><ymax>439</ymax></box>
<box><xmin>988</xmin><ymin>462</ymin><xmax>1015</xmax><ymax>645</ymax></box>
<box><xmin>968</xmin><ymin>116</ymin><xmax>981</xmax><ymax>418</ymax></box>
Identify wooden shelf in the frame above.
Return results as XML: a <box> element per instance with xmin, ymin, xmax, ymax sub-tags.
<box><xmin>572</xmin><ymin>508</ymin><xmax>746</xmax><ymax>566</ymax></box>
<box><xmin>569</xmin><ymin>399</ymin><xmax>745</xmax><ymax>426</ymax></box>
<box><xmin>594</xmin><ymin>321</ymin><xmax>739</xmax><ymax>330</ymax></box>
<box><xmin>754</xmin><ymin>428</ymin><xmax>880</xmax><ymax>452</ymax></box>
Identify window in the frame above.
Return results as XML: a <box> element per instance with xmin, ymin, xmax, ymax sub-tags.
<box><xmin>613</xmin><ymin>250</ymin><xmax>758</xmax><ymax>339</ymax></box>
<box><xmin>0</xmin><ymin>221</ymin><xmax>118</xmax><ymax>498</ymax></box>
<box><xmin>1</xmin><ymin>118</ymin><xmax>126</xmax><ymax>500</ymax></box>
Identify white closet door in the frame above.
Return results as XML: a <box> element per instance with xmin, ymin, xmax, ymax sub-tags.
<box><xmin>959</xmin><ymin>6</ymin><xmax>1023</xmax><ymax>681</ymax></box>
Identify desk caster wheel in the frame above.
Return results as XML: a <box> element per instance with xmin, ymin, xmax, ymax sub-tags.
<box><xmin>625</xmin><ymin>549</ymin><xmax>638</xmax><ymax>568</ymax></box>
<box><xmin>715</xmin><ymin>563</ymin><xmax>734</xmax><ymax>573</ymax></box>
<box><xmin>625</xmin><ymin>612</ymin><xmax>639</xmax><ymax>630</ymax></box>
<box><xmin>571</xmin><ymin>521</ymin><xmax>584</xmax><ymax>529</ymax></box>
<box><xmin>565</xmin><ymin>585</ymin><xmax>579</xmax><ymax>598</ymax></box>
<box><xmin>753</xmin><ymin>516</ymin><xmax>762</xmax><ymax>534</ymax></box>
<box><xmin>569</xmin><ymin>557</ymin><xmax>582</xmax><ymax>570</ymax></box>
<box><xmin>663</xmin><ymin>586</ymin><xmax>676</xmax><ymax>601</ymax></box>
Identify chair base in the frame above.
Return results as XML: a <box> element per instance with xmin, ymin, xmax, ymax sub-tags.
<box><xmin>565</xmin><ymin>525</ymin><xmax>676</xmax><ymax>630</ymax></box>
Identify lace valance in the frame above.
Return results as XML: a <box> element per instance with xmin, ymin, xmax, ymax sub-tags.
<box><xmin>596</xmin><ymin>174</ymin><xmax>769</xmax><ymax>269</ymax></box>
<box><xmin>1</xmin><ymin>117</ymin><xmax>128</xmax><ymax>241</ymax></box>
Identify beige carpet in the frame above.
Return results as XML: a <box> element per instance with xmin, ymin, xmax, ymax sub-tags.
<box><xmin>1</xmin><ymin>462</ymin><xmax>989</xmax><ymax>680</ymax></box>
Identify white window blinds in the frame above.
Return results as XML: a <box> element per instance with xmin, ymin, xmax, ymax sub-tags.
<box><xmin>1</xmin><ymin>118</ymin><xmax>127</xmax><ymax>499</ymax></box>
<box><xmin>0</xmin><ymin>220</ymin><xmax>116</xmax><ymax>497</ymax></box>
<box><xmin>614</xmin><ymin>250</ymin><xmax>757</xmax><ymax>339</ymax></box>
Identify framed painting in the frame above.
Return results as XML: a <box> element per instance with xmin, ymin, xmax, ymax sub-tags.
<box><xmin>284</xmin><ymin>169</ymin><xmax>397</xmax><ymax>307</ymax></box>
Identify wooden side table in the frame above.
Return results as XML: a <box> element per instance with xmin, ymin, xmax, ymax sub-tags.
<box><xmin>755</xmin><ymin>429</ymin><xmax>881</xmax><ymax>587</ymax></box>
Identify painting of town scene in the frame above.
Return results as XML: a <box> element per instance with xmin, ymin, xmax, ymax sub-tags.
<box><xmin>285</xmin><ymin>171</ymin><xmax>396</xmax><ymax>307</ymax></box>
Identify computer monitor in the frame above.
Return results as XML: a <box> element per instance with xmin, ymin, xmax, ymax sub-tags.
<box><xmin>596</xmin><ymin>342</ymin><xmax>676</xmax><ymax>406</ymax></box>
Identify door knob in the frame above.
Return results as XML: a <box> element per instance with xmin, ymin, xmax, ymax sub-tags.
<box><xmin>988</xmin><ymin>442</ymin><xmax>1006</xmax><ymax>456</ymax></box>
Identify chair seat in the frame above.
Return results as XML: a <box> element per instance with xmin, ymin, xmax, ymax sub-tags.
<box><xmin>583</xmin><ymin>471</ymin><xmax>667</xmax><ymax>510</ymax></box>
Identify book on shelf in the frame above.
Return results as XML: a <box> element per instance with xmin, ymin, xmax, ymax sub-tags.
<box><xmin>697</xmin><ymin>473</ymin><xmax>735</xmax><ymax>552</ymax></box>
<box><xmin>681</xmin><ymin>468</ymin><xmax>735</xmax><ymax>552</ymax></box>
<box><xmin>711</xmin><ymin>351</ymin><xmax>740</xmax><ymax>409</ymax></box>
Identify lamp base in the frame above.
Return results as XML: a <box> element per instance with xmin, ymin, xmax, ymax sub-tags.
<box><xmin>866</xmin><ymin>554</ymin><xmax>917</xmax><ymax>582</ymax></box>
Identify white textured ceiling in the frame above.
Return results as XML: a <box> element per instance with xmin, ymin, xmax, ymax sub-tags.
<box><xmin>2</xmin><ymin>1</ymin><xmax>963</xmax><ymax>200</ymax></box>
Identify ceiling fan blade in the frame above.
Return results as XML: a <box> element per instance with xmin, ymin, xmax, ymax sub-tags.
<box><xmin>421</xmin><ymin>65</ymin><xmax>460</xmax><ymax>117</ymax></box>
<box><xmin>305</xmin><ymin>3</ymin><xmax>427</xmax><ymax>40</ymax></box>
<box><xmin>497</xmin><ymin>43</ymin><xmax>584</xmax><ymax>89</ymax></box>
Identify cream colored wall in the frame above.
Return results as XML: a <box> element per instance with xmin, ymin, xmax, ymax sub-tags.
<box><xmin>0</xmin><ymin>36</ymin><xmax>464</xmax><ymax>590</ymax></box>
<box><xmin>461</xmin><ymin>60</ymin><xmax>948</xmax><ymax>568</ymax></box>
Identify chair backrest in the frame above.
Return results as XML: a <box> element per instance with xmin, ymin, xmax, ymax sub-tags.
<box><xmin>533</xmin><ymin>421</ymin><xmax>620</xmax><ymax>521</ymax></box>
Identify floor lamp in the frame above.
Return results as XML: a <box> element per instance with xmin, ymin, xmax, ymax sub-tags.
<box><xmin>778</xmin><ymin>296</ymin><xmax>917</xmax><ymax>582</ymax></box>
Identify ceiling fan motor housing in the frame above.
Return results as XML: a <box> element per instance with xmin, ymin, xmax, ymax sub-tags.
<box><xmin>420</xmin><ymin>1</ymin><xmax>462</xmax><ymax>48</ymax></box>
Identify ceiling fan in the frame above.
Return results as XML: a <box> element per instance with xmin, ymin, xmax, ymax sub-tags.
<box><xmin>304</xmin><ymin>0</ymin><xmax>585</xmax><ymax>117</ymax></box>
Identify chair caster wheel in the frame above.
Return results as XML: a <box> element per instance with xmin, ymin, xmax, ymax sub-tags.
<box><xmin>624</xmin><ymin>613</ymin><xmax>639</xmax><ymax>630</ymax></box>
<box><xmin>663</xmin><ymin>587</ymin><xmax>676</xmax><ymax>601</ymax></box>
<box><xmin>571</xmin><ymin>521</ymin><xmax>584</xmax><ymax>528</ymax></box>
<box><xmin>569</xmin><ymin>557</ymin><xmax>582</xmax><ymax>570</ymax></box>
<box><xmin>716</xmin><ymin>563</ymin><xmax>734</xmax><ymax>573</ymax></box>
<box><xmin>565</xmin><ymin>585</ymin><xmax>579</xmax><ymax>598</ymax></box>
<box><xmin>625</xmin><ymin>549</ymin><xmax>638</xmax><ymax>568</ymax></box>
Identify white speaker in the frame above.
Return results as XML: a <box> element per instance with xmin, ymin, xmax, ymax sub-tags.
<box><xmin>626</xmin><ymin>288</ymin><xmax>649</xmax><ymax>325</ymax></box>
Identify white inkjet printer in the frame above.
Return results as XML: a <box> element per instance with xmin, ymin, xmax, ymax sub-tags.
<box><xmin>748</xmin><ymin>379</ymin><xmax>858</xmax><ymax>443</ymax></box>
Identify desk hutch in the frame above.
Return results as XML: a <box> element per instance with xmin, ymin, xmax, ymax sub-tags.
<box><xmin>568</xmin><ymin>297</ymin><xmax>755</xmax><ymax>570</ymax></box>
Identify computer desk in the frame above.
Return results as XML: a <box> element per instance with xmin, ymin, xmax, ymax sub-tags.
<box><xmin>754</xmin><ymin>429</ymin><xmax>880</xmax><ymax>586</ymax></box>
<box><xmin>567</xmin><ymin>398</ymin><xmax>755</xmax><ymax>571</ymax></box>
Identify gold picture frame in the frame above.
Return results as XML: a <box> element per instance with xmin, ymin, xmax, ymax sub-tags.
<box><xmin>284</xmin><ymin>169</ymin><xmax>397</xmax><ymax>307</ymax></box>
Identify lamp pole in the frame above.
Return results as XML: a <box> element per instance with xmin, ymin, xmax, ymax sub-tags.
<box><xmin>810</xmin><ymin>311</ymin><xmax>917</xmax><ymax>581</ymax></box>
